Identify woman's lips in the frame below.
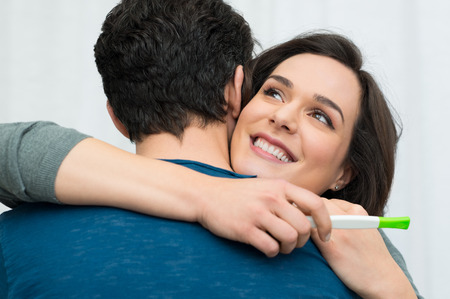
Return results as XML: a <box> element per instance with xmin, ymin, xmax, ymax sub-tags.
<box><xmin>250</xmin><ymin>134</ymin><xmax>297</xmax><ymax>163</ymax></box>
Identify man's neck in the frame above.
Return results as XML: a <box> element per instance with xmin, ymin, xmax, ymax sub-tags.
<box><xmin>135</xmin><ymin>124</ymin><xmax>232</xmax><ymax>171</ymax></box>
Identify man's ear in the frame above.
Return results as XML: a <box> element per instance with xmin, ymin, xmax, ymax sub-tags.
<box><xmin>107</xmin><ymin>101</ymin><xmax>130</xmax><ymax>139</ymax></box>
<box><xmin>224</xmin><ymin>65</ymin><xmax>244</xmax><ymax>141</ymax></box>
<box><xmin>225</xmin><ymin>65</ymin><xmax>244</xmax><ymax>119</ymax></box>
<box><xmin>329</xmin><ymin>162</ymin><xmax>355</xmax><ymax>191</ymax></box>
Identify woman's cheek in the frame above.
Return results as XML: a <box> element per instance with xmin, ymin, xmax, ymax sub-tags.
<box><xmin>302</xmin><ymin>131</ymin><xmax>342</xmax><ymax>165</ymax></box>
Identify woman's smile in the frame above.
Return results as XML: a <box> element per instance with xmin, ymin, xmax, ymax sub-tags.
<box><xmin>251</xmin><ymin>134</ymin><xmax>297</xmax><ymax>163</ymax></box>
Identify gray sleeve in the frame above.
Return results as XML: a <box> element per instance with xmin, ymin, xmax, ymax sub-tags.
<box><xmin>0</xmin><ymin>122</ymin><xmax>89</xmax><ymax>208</ymax></box>
<box><xmin>380</xmin><ymin>229</ymin><xmax>423</xmax><ymax>299</ymax></box>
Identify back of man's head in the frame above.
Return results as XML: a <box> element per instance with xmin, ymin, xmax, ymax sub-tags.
<box><xmin>94</xmin><ymin>0</ymin><xmax>254</xmax><ymax>141</ymax></box>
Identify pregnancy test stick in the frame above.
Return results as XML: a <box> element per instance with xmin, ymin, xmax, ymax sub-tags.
<box><xmin>307</xmin><ymin>215</ymin><xmax>410</xmax><ymax>230</ymax></box>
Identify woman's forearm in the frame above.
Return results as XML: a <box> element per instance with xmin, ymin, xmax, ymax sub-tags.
<box><xmin>55</xmin><ymin>137</ymin><xmax>205</xmax><ymax>221</ymax></box>
<box><xmin>0</xmin><ymin>121</ymin><xmax>208</xmax><ymax>221</ymax></box>
<box><xmin>0</xmin><ymin>121</ymin><xmax>203</xmax><ymax>220</ymax></box>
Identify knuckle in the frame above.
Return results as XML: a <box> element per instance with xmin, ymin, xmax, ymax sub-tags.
<box><xmin>310</xmin><ymin>197</ymin><xmax>326</xmax><ymax>212</ymax></box>
<box><xmin>284</xmin><ymin>228</ymin><xmax>299</xmax><ymax>244</ymax></box>
<box><xmin>251</xmin><ymin>205</ymin><xmax>268</xmax><ymax>218</ymax></box>
<box><xmin>296</xmin><ymin>235</ymin><xmax>309</xmax><ymax>248</ymax></box>
<box><xmin>351</xmin><ymin>204</ymin><xmax>368</xmax><ymax>215</ymax></box>
<box><xmin>265</xmin><ymin>243</ymin><xmax>280</xmax><ymax>258</ymax></box>
<box><xmin>237</xmin><ymin>224</ymin><xmax>255</xmax><ymax>242</ymax></box>
<box><xmin>272</xmin><ymin>179</ymin><xmax>289</xmax><ymax>193</ymax></box>
<box><xmin>297</xmin><ymin>221</ymin><xmax>311</xmax><ymax>237</ymax></box>
<box><xmin>279</xmin><ymin>245</ymin><xmax>295</xmax><ymax>255</ymax></box>
<box><xmin>326</xmin><ymin>197</ymin><xmax>338</xmax><ymax>204</ymax></box>
<box><xmin>262</xmin><ymin>191</ymin><xmax>283</xmax><ymax>207</ymax></box>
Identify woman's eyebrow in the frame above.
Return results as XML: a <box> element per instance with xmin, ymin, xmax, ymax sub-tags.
<box><xmin>268</xmin><ymin>75</ymin><xmax>293</xmax><ymax>88</ymax></box>
<box><xmin>314</xmin><ymin>93</ymin><xmax>344</xmax><ymax>123</ymax></box>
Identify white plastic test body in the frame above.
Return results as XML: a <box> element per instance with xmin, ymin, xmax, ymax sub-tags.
<box><xmin>306</xmin><ymin>215</ymin><xmax>410</xmax><ymax>230</ymax></box>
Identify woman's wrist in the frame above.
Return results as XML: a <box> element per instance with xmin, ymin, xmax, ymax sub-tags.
<box><xmin>359</xmin><ymin>262</ymin><xmax>416</xmax><ymax>299</ymax></box>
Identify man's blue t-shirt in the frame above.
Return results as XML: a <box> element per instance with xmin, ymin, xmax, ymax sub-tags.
<box><xmin>0</xmin><ymin>160</ymin><xmax>359</xmax><ymax>298</ymax></box>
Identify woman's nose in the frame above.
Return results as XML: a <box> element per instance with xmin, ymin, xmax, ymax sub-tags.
<box><xmin>269</xmin><ymin>104</ymin><xmax>299</xmax><ymax>133</ymax></box>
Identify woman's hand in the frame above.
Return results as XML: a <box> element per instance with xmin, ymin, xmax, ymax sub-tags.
<box><xmin>198</xmin><ymin>177</ymin><xmax>332</xmax><ymax>257</ymax></box>
<box><xmin>311</xmin><ymin>199</ymin><xmax>416</xmax><ymax>298</ymax></box>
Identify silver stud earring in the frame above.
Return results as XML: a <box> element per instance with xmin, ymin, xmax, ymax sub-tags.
<box><xmin>335</xmin><ymin>185</ymin><xmax>339</xmax><ymax>190</ymax></box>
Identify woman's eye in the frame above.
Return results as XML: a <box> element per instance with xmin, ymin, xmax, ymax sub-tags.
<box><xmin>263</xmin><ymin>88</ymin><xmax>283</xmax><ymax>102</ymax></box>
<box><xmin>311</xmin><ymin>110</ymin><xmax>334</xmax><ymax>129</ymax></box>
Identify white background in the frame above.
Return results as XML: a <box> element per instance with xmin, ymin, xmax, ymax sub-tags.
<box><xmin>1</xmin><ymin>1</ymin><xmax>450</xmax><ymax>297</ymax></box>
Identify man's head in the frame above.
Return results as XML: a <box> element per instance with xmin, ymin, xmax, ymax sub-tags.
<box><xmin>94</xmin><ymin>0</ymin><xmax>254</xmax><ymax>142</ymax></box>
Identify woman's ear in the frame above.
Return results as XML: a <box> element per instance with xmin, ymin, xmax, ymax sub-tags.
<box><xmin>330</xmin><ymin>162</ymin><xmax>355</xmax><ymax>191</ymax></box>
<box><xmin>107</xmin><ymin>101</ymin><xmax>130</xmax><ymax>139</ymax></box>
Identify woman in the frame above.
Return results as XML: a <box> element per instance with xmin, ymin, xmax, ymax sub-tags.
<box><xmin>0</xmin><ymin>32</ymin><xmax>420</xmax><ymax>297</ymax></box>
<box><xmin>230</xmin><ymin>32</ymin><xmax>415</xmax><ymax>297</ymax></box>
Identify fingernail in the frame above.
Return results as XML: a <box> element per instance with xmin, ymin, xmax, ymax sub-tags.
<box><xmin>325</xmin><ymin>233</ymin><xmax>331</xmax><ymax>242</ymax></box>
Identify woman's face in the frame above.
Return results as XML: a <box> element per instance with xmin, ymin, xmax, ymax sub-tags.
<box><xmin>230</xmin><ymin>53</ymin><xmax>361</xmax><ymax>194</ymax></box>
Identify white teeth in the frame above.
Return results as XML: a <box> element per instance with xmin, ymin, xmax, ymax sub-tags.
<box><xmin>253</xmin><ymin>137</ymin><xmax>292</xmax><ymax>163</ymax></box>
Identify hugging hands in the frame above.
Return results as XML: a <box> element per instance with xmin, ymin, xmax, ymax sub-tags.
<box><xmin>196</xmin><ymin>176</ymin><xmax>332</xmax><ymax>257</ymax></box>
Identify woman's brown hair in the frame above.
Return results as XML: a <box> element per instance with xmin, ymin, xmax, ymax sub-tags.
<box><xmin>242</xmin><ymin>32</ymin><xmax>401</xmax><ymax>216</ymax></box>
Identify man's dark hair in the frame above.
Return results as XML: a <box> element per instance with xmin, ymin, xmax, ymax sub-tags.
<box><xmin>95</xmin><ymin>0</ymin><xmax>254</xmax><ymax>141</ymax></box>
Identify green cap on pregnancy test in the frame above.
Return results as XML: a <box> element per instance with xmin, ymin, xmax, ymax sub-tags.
<box><xmin>379</xmin><ymin>216</ymin><xmax>410</xmax><ymax>229</ymax></box>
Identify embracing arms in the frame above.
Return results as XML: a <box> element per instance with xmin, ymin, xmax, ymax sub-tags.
<box><xmin>0</xmin><ymin>121</ymin><xmax>331</xmax><ymax>257</ymax></box>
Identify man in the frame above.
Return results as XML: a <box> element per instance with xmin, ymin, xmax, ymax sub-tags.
<box><xmin>0</xmin><ymin>0</ymin><xmax>356</xmax><ymax>297</ymax></box>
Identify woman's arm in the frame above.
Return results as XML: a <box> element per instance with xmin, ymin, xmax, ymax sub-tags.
<box><xmin>312</xmin><ymin>199</ymin><xmax>421</xmax><ymax>298</ymax></box>
<box><xmin>380</xmin><ymin>230</ymin><xmax>423</xmax><ymax>299</ymax></box>
<box><xmin>55</xmin><ymin>137</ymin><xmax>332</xmax><ymax>255</ymax></box>
<box><xmin>0</xmin><ymin>121</ymin><xmax>332</xmax><ymax>257</ymax></box>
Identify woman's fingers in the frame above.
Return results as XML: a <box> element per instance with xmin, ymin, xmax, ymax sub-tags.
<box><xmin>284</xmin><ymin>183</ymin><xmax>332</xmax><ymax>243</ymax></box>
